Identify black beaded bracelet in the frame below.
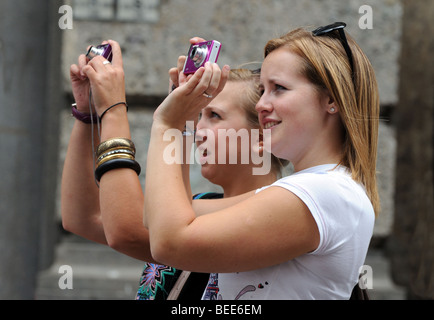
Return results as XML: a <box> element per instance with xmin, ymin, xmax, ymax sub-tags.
<box><xmin>94</xmin><ymin>158</ymin><xmax>141</xmax><ymax>182</ymax></box>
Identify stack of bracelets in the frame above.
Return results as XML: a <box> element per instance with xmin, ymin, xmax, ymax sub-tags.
<box><xmin>71</xmin><ymin>102</ymin><xmax>141</xmax><ymax>182</ymax></box>
<box><xmin>95</xmin><ymin>138</ymin><xmax>141</xmax><ymax>182</ymax></box>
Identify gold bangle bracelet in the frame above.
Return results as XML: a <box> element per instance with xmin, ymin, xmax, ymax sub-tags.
<box><xmin>96</xmin><ymin>147</ymin><xmax>136</xmax><ymax>162</ymax></box>
<box><xmin>97</xmin><ymin>148</ymin><xmax>135</xmax><ymax>163</ymax></box>
<box><xmin>96</xmin><ymin>138</ymin><xmax>136</xmax><ymax>158</ymax></box>
<box><xmin>96</xmin><ymin>153</ymin><xmax>135</xmax><ymax>167</ymax></box>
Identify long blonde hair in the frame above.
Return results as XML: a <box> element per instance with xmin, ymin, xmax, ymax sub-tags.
<box><xmin>264</xmin><ymin>28</ymin><xmax>380</xmax><ymax>216</ymax></box>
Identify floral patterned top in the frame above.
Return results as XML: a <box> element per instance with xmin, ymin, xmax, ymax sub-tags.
<box><xmin>135</xmin><ymin>192</ymin><xmax>223</xmax><ymax>300</ymax></box>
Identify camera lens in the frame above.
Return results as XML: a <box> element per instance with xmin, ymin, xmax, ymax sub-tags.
<box><xmin>189</xmin><ymin>47</ymin><xmax>198</xmax><ymax>60</ymax></box>
<box><xmin>86</xmin><ymin>45</ymin><xmax>111</xmax><ymax>61</ymax></box>
<box><xmin>190</xmin><ymin>44</ymin><xmax>208</xmax><ymax>67</ymax></box>
<box><xmin>86</xmin><ymin>46</ymin><xmax>103</xmax><ymax>60</ymax></box>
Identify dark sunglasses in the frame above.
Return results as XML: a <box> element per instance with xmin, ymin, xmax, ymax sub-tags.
<box><xmin>251</xmin><ymin>68</ymin><xmax>261</xmax><ymax>74</ymax></box>
<box><xmin>312</xmin><ymin>22</ymin><xmax>354</xmax><ymax>79</ymax></box>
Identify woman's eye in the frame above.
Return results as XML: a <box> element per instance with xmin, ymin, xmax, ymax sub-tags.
<box><xmin>211</xmin><ymin>111</ymin><xmax>221</xmax><ymax>119</ymax></box>
<box><xmin>275</xmin><ymin>84</ymin><xmax>286</xmax><ymax>91</ymax></box>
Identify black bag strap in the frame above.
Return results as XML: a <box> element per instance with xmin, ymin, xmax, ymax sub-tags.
<box><xmin>193</xmin><ymin>192</ymin><xmax>224</xmax><ymax>200</ymax></box>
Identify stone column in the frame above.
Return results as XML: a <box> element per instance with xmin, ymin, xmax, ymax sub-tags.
<box><xmin>389</xmin><ymin>0</ymin><xmax>434</xmax><ymax>299</ymax></box>
<box><xmin>0</xmin><ymin>0</ymin><xmax>63</xmax><ymax>299</ymax></box>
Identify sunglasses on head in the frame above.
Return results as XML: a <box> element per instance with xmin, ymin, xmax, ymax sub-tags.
<box><xmin>312</xmin><ymin>22</ymin><xmax>355</xmax><ymax>79</ymax></box>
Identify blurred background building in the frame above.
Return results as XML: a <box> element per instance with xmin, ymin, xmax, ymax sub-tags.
<box><xmin>0</xmin><ymin>0</ymin><xmax>432</xmax><ymax>299</ymax></box>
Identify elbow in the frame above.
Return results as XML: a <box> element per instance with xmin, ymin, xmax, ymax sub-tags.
<box><xmin>105</xmin><ymin>230</ymin><xmax>133</xmax><ymax>252</ymax></box>
<box><xmin>60</xmin><ymin>201</ymin><xmax>90</xmax><ymax>236</ymax></box>
<box><xmin>149</xmin><ymin>233</ymin><xmax>183</xmax><ymax>267</ymax></box>
<box><xmin>61</xmin><ymin>214</ymin><xmax>78</xmax><ymax>235</ymax></box>
<box><xmin>105</xmin><ymin>227</ymin><xmax>147</xmax><ymax>254</ymax></box>
<box><xmin>61</xmin><ymin>219</ymin><xmax>73</xmax><ymax>234</ymax></box>
<box><xmin>61</xmin><ymin>215</ymin><xmax>98</xmax><ymax>242</ymax></box>
<box><xmin>150</xmin><ymin>238</ymin><xmax>174</xmax><ymax>266</ymax></box>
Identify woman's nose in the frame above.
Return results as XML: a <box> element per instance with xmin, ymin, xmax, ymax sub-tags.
<box><xmin>255</xmin><ymin>94</ymin><xmax>273</xmax><ymax>114</ymax></box>
<box><xmin>195</xmin><ymin>120</ymin><xmax>208</xmax><ymax>143</ymax></box>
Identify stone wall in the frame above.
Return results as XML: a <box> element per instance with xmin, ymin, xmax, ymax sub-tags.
<box><xmin>62</xmin><ymin>0</ymin><xmax>402</xmax><ymax>104</ymax></box>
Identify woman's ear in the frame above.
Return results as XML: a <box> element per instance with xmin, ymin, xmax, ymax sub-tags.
<box><xmin>251</xmin><ymin>132</ymin><xmax>264</xmax><ymax>156</ymax></box>
<box><xmin>323</xmin><ymin>92</ymin><xmax>338</xmax><ymax>114</ymax></box>
<box><xmin>258</xmin><ymin>140</ymin><xmax>264</xmax><ymax>156</ymax></box>
<box><xmin>328</xmin><ymin>104</ymin><xmax>338</xmax><ymax>114</ymax></box>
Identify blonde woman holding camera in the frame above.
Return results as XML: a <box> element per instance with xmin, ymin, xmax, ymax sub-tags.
<box><xmin>143</xmin><ymin>23</ymin><xmax>379</xmax><ymax>299</ymax></box>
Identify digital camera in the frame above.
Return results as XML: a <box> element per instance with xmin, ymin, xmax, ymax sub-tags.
<box><xmin>86</xmin><ymin>44</ymin><xmax>113</xmax><ymax>62</ymax></box>
<box><xmin>183</xmin><ymin>40</ymin><xmax>221</xmax><ymax>74</ymax></box>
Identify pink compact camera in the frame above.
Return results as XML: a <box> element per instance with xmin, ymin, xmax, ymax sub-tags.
<box><xmin>86</xmin><ymin>44</ymin><xmax>113</xmax><ymax>62</ymax></box>
<box><xmin>183</xmin><ymin>40</ymin><xmax>221</xmax><ymax>74</ymax></box>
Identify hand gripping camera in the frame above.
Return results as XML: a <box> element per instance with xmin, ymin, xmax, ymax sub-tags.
<box><xmin>183</xmin><ymin>40</ymin><xmax>221</xmax><ymax>74</ymax></box>
<box><xmin>86</xmin><ymin>44</ymin><xmax>113</xmax><ymax>62</ymax></box>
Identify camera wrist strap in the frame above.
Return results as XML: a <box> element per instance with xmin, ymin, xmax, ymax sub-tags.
<box><xmin>89</xmin><ymin>87</ymin><xmax>102</xmax><ymax>188</ymax></box>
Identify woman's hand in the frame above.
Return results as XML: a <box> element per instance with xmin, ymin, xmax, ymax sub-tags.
<box><xmin>70</xmin><ymin>53</ymin><xmax>91</xmax><ymax>113</ymax></box>
<box><xmin>82</xmin><ymin>40</ymin><xmax>126</xmax><ymax>116</ymax></box>
<box><xmin>155</xmin><ymin>62</ymin><xmax>230</xmax><ymax>130</ymax></box>
<box><xmin>168</xmin><ymin>37</ymin><xmax>207</xmax><ymax>92</ymax></box>
<box><xmin>168</xmin><ymin>55</ymin><xmax>187</xmax><ymax>93</ymax></box>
